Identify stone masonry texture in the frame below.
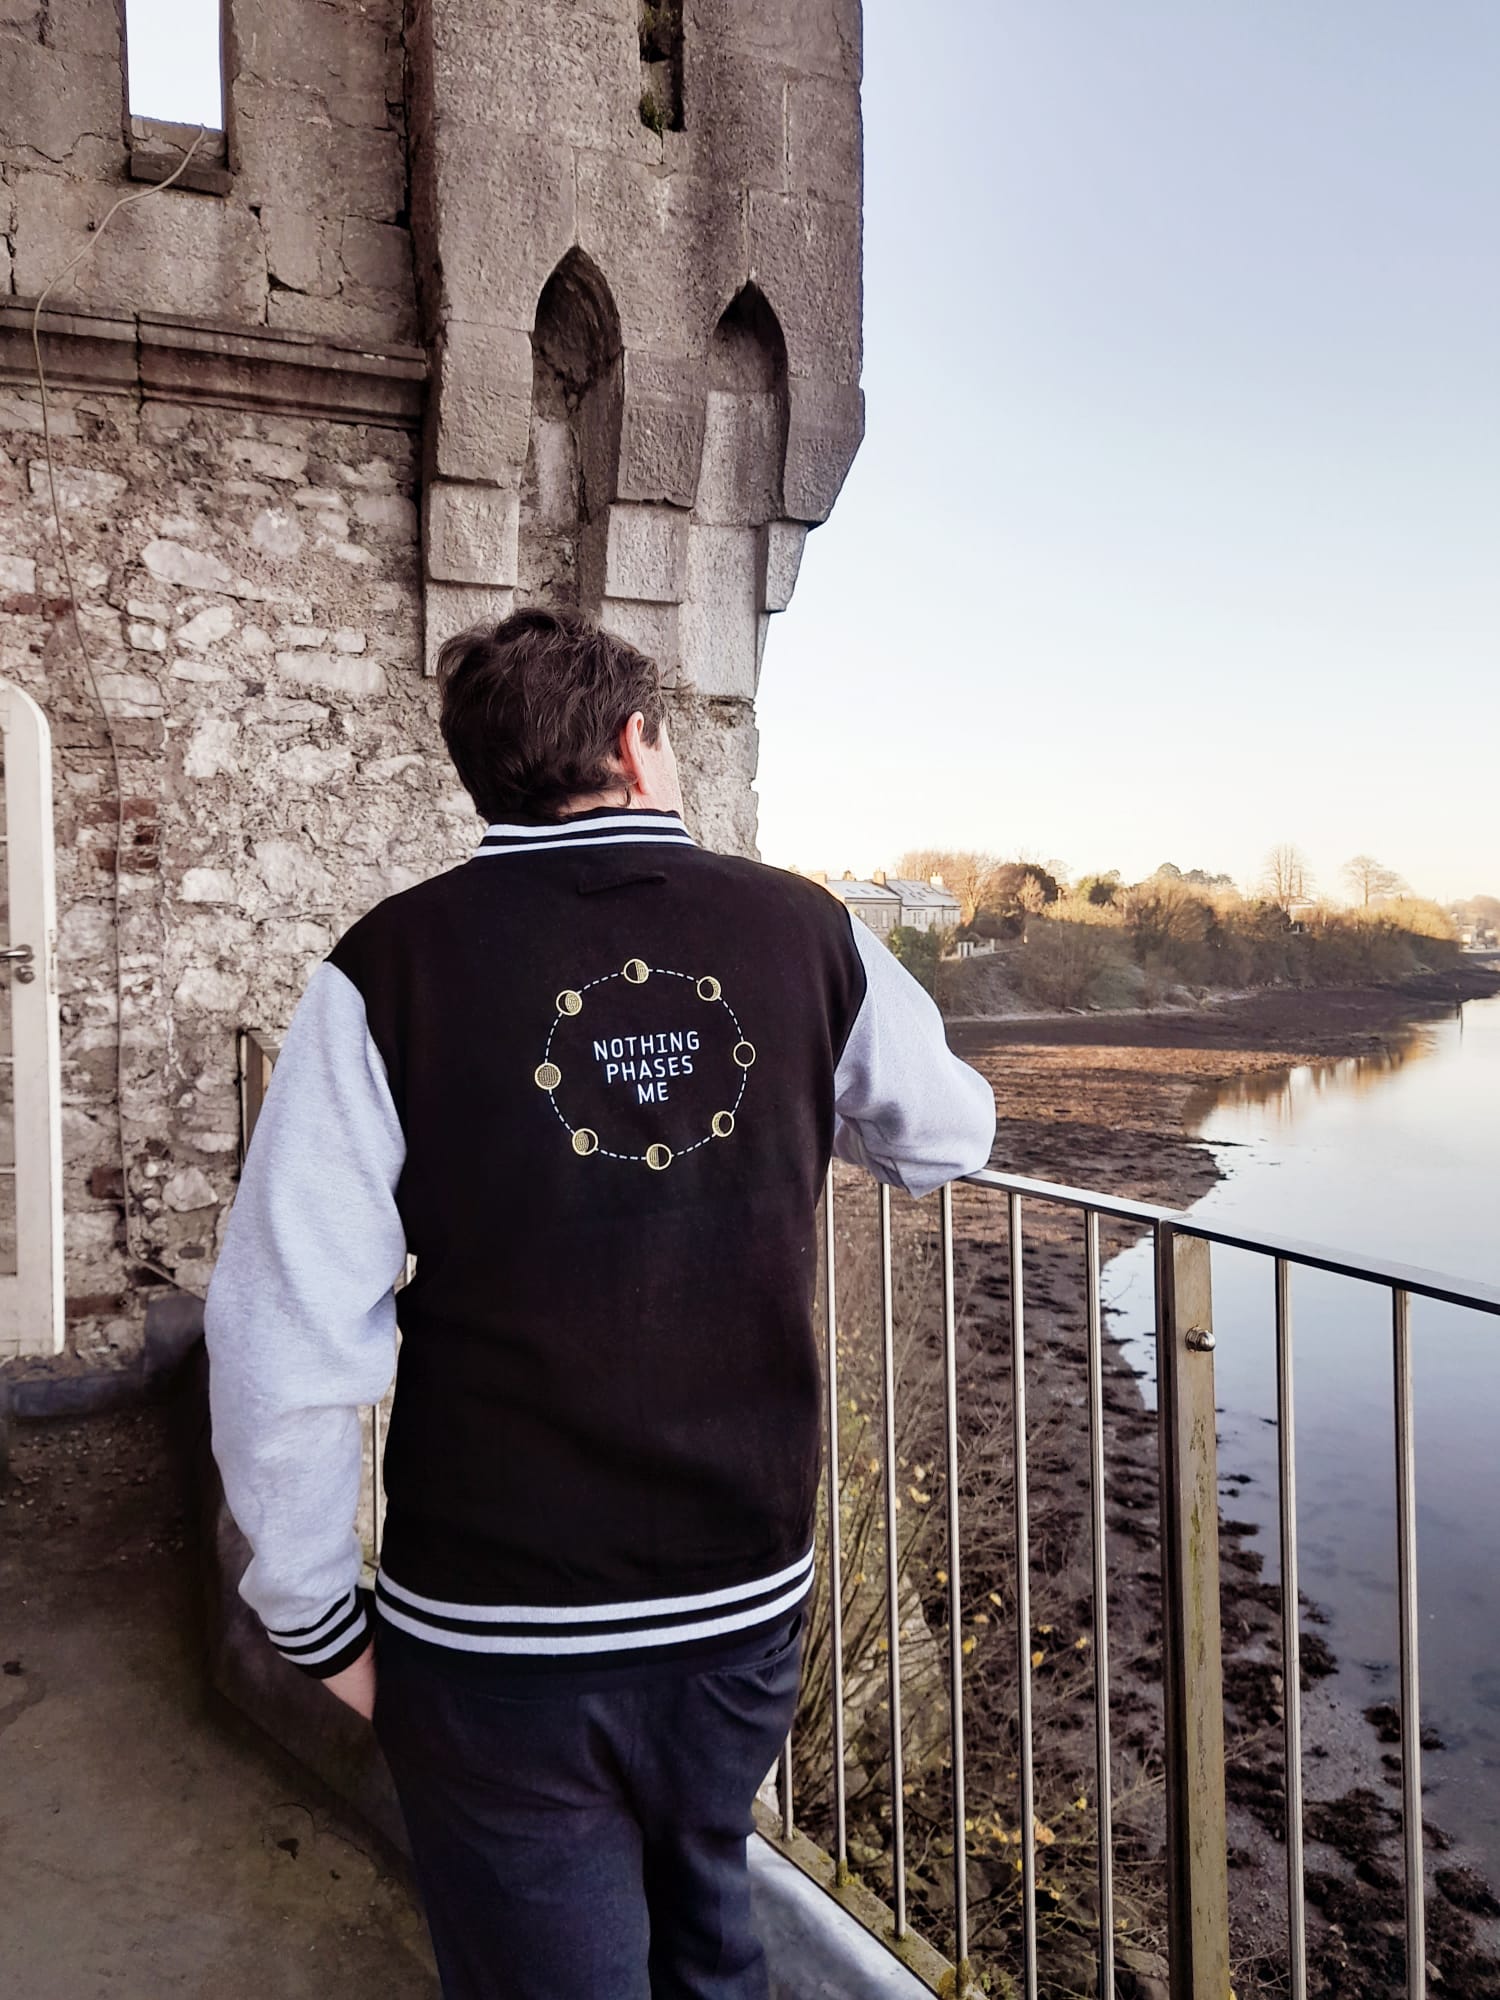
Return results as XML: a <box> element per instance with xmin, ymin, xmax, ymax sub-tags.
<box><xmin>0</xmin><ymin>0</ymin><xmax>862</xmax><ymax>1361</ymax></box>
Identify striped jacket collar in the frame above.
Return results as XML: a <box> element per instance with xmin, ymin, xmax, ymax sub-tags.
<box><xmin>471</xmin><ymin>806</ymin><xmax>696</xmax><ymax>860</ymax></box>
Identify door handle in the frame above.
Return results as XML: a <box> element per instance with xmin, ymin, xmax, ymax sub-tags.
<box><xmin>0</xmin><ymin>943</ymin><xmax>35</xmax><ymax>983</ymax></box>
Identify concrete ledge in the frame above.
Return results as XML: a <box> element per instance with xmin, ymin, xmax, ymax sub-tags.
<box><xmin>0</xmin><ymin>1289</ymin><xmax>207</xmax><ymax>1421</ymax></box>
<box><xmin>749</xmin><ymin>1837</ymin><xmax>936</xmax><ymax>1999</ymax></box>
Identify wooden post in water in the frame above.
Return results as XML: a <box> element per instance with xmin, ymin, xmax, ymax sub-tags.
<box><xmin>1156</xmin><ymin>1226</ymin><xmax>1232</xmax><ymax>1999</ymax></box>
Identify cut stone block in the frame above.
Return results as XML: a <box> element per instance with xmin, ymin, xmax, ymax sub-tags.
<box><xmin>600</xmin><ymin>598</ymin><xmax>681</xmax><ymax>677</ymax></box>
<box><xmin>424</xmin><ymin>581</ymin><xmax>517</xmax><ymax>675</ymax></box>
<box><xmin>783</xmin><ymin>377</ymin><xmax>865</xmax><ymax>524</ymax></box>
<box><xmin>433</xmin><ymin>321</ymin><xmax>534</xmax><ymax>485</ymax></box>
<box><xmin>603</xmin><ymin>504</ymin><xmax>689</xmax><ymax>604</ymax></box>
<box><xmin>761</xmin><ymin>520</ymin><xmax>807</xmax><ymax>613</ymax></box>
<box><xmin>680</xmin><ymin>523</ymin><xmax>760</xmax><ymax>701</ymax></box>
<box><xmin>747</xmin><ymin>191</ymin><xmax>862</xmax><ymax>387</ymax></box>
<box><xmin>425</xmin><ymin>482</ymin><xmax>521</xmax><ymax>587</ymax></box>
<box><xmin>618</xmin><ymin>351</ymin><xmax>707</xmax><ymax>506</ymax></box>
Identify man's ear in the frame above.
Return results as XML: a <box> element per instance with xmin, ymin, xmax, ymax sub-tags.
<box><xmin>616</xmin><ymin>711</ymin><xmax>649</xmax><ymax>796</ymax></box>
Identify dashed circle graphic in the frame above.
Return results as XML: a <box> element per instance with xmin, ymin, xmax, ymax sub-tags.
<box><xmin>539</xmin><ymin>962</ymin><xmax>753</xmax><ymax>1169</ymax></box>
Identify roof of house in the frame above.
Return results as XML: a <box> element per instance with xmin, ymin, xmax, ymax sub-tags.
<box><xmin>820</xmin><ymin>878</ymin><xmax>901</xmax><ymax>904</ymax></box>
<box><xmin>882</xmin><ymin>878</ymin><xmax>961</xmax><ymax>909</ymax></box>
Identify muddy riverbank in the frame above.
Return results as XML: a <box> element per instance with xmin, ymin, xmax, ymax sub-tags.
<box><xmin>931</xmin><ymin>978</ymin><xmax>1500</xmax><ymax>1996</ymax></box>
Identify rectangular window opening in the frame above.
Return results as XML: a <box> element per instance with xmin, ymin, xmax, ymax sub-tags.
<box><xmin>124</xmin><ymin>0</ymin><xmax>231</xmax><ymax>192</ymax></box>
<box><xmin>639</xmin><ymin>0</ymin><xmax>684</xmax><ymax>135</ymax></box>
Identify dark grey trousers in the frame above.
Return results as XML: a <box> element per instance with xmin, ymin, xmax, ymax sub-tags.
<box><xmin>373</xmin><ymin>1613</ymin><xmax>805</xmax><ymax>2000</ymax></box>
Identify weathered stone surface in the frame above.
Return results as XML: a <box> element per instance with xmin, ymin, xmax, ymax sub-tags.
<box><xmin>693</xmin><ymin>389</ymin><xmax>785</xmax><ymax>527</ymax></box>
<box><xmin>340</xmin><ymin>216</ymin><xmax>412</xmax><ymax>295</ymax></box>
<box><xmin>0</xmin><ymin>45</ymin><xmax>122</xmax><ymax>170</ymax></box>
<box><xmin>425</xmin><ymin>481</ymin><xmax>521</xmax><ymax>587</ymax></box>
<box><xmin>602</xmin><ymin>503</ymin><xmax>689</xmax><ymax>603</ymax></box>
<box><xmin>142</xmin><ymin>539</ymin><xmax>235</xmax><ymax>592</ymax></box>
<box><xmin>600</xmin><ymin>598</ymin><xmax>680</xmax><ymax>673</ymax></box>
<box><xmin>234</xmin><ymin>88</ymin><xmax>406</xmax><ymax>224</ymax></box>
<box><xmin>274</xmin><ymin>650</ymin><xmax>387</xmax><ymax>697</ymax></box>
<box><xmin>176</xmin><ymin>604</ymin><xmax>236</xmax><ymax>649</ymax></box>
<box><xmin>575</xmin><ymin>154</ymin><xmax>747</xmax><ymax>354</ymax></box>
<box><xmin>180</xmin><ymin>868</ymin><xmax>238</xmax><ymax>904</ymax></box>
<box><xmin>424</xmin><ymin>0</ymin><xmax>638</xmax><ymax>150</ymax></box>
<box><xmin>423</xmin><ymin>581</ymin><xmax>516</xmax><ymax>674</ymax></box>
<box><xmin>683</xmin><ymin>42</ymin><xmax>789</xmax><ymax>193</ymax></box>
<box><xmin>680</xmin><ymin>524</ymin><xmax>762</xmax><ymax>700</ymax></box>
<box><xmin>685</xmin><ymin>0</ymin><xmax>861</xmax><ymax>83</ymax></box>
<box><xmin>748</xmin><ymin>192</ymin><xmax>862</xmax><ymax>386</ymax></box>
<box><xmin>618</xmin><ymin>351</ymin><xmax>708</xmax><ymax>506</ymax></box>
<box><xmin>781</xmin><ymin>376</ymin><xmax>864</xmax><ymax>523</ymax></box>
<box><xmin>11</xmin><ymin>174</ymin><xmax>269</xmax><ymax>325</ymax></box>
<box><xmin>425</xmin><ymin>129</ymin><xmax>576</xmax><ymax>329</ymax></box>
<box><xmin>669</xmin><ymin>690</ymin><xmax>759</xmax><ymax>858</ymax></box>
<box><xmin>163</xmin><ymin>1167</ymin><xmax>217</xmax><ymax>1212</ymax></box>
<box><xmin>787</xmin><ymin>74</ymin><xmax>862</xmax><ymax>202</ymax></box>
<box><xmin>26</xmin><ymin>462</ymin><xmax>128</xmax><ymax>510</ymax></box>
<box><xmin>762</xmin><ymin>520</ymin><xmax>807</xmax><ymax>613</ymax></box>
<box><xmin>433</xmin><ymin>321</ymin><xmax>534</xmax><ymax>485</ymax></box>
<box><xmin>260</xmin><ymin>207</ymin><xmax>342</xmax><ymax>300</ymax></box>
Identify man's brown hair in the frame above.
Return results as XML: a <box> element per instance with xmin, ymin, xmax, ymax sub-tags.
<box><xmin>437</xmin><ymin>608</ymin><xmax>666</xmax><ymax>823</ymax></box>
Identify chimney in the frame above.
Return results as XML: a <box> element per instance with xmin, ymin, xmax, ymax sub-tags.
<box><xmin>810</xmin><ymin>870</ymin><xmax>827</xmax><ymax>886</ymax></box>
<box><xmin>931</xmin><ymin>873</ymin><xmax>944</xmax><ymax>887</ymax></box>
<box><xmin>842</xmin><ymin>870</ymin><xmax>854</xmax><ymax>880</ymax></box>
<box><xmin>872</xmin><ymin>869</ymin><xmax>886</xmax><ymax>886</ymax></box>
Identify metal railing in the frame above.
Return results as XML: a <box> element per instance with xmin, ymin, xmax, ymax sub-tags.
<box><xmin>231</xmin><ymin>1018</ymin><xmax>1500</xmax><ymax>2000</ymax></box>
<box><xmin>761</xmin><ymin>1167</ymin><xmax>1500</xmax><ymax>2000</ymax></box>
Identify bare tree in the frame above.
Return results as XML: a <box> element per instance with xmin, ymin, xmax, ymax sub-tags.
<box><xmin>1343</xmin><ymin>854</ymin><xmax>1407</xmax><ymax>908</ymax></box>
<box><xmin>894</xmin><ymin>849</ymin><xmax>1001</xmax><ymax>925</ymax></box>
<box><xmin>1262</xmin><ymin>844</ymin><xmax>1313</xmax><ymax>907</ymax></box>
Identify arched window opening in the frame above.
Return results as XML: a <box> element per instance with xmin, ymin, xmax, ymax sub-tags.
<box><xmin>699</xmin><ymin>285</ymin><xmax>788</xmax><ymax>528</ymax></box>
<box><xmin>519</xmin><ymin>252</ymin><xmax>624</xmax><ymax>608</ymax></box>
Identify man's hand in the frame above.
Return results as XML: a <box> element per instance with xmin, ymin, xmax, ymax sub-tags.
<box><xmin>323</xmin><ymin>1640</ymin><xmax>376</xmax><ymax>1720</ymax></box>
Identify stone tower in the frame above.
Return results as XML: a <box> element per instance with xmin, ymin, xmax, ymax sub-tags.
<box><xmin>0</xmin><ymin>0</ymin><xmax>863</xmax><ymax>1367</ymax></box>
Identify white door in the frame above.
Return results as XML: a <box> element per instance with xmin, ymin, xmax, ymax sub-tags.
<box><xmin>0</xmin><ymin>681</ymin><xmax>63</xmax><ymax>1359</ymax></box>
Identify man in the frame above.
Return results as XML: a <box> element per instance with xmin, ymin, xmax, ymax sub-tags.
<box><xmin>204</xmin><ymin>608</ymin><xmax>995</xmax><ymax>1999</ymax></box>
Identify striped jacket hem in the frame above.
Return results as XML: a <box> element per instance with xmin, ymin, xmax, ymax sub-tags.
<box><xmin>371</xmin><ymin>1547</ymin><xmax>816</xmax><ymax>1659</ymax></box>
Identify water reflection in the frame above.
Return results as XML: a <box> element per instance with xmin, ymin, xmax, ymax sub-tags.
<box><xmin>1105</xmin><ymin>995</ymin><xmax>1500</xmax><ymax>1871</ymax></box>
<box><xmin>1182</xmin><ymin>1025</ymin><xmax>1436</xmax><ymax>1126</ymax></box>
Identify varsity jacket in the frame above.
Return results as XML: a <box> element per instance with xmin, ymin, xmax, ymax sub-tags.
<box><xmin>204</xmin><ymin>807</ymin><xmax>996</xmax><ymax>1678</ymax></box>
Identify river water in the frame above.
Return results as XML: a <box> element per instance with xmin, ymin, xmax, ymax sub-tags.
<box><xmin>1103</xmin><ymin>992</ymin><xmax>1500</xmax><ymax>1870</ymax></box>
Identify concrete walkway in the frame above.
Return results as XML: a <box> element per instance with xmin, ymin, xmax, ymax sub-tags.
<box><xmin>0</xmin><ymin>1401</ymin><xmax>439</xmax><ymax>2000</ymax></box>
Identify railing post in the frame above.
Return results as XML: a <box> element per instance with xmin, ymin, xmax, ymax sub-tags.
<box><xmin>1156</xmin><ymin>1226</ymin><xmax>1231</xmax><ymax>1999</ymax></box>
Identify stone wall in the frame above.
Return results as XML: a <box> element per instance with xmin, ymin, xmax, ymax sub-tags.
<box><xmin>0</xmin><ymin>385</ymin><xmax>444</xmax><ymax>1358</ymax></box>
<box><xmin>0</xmin><ymin>0</ymin><xmax>863</xmax><ymax>1362</ymax></box>
<box><xmin>0</xmin><ymin>0</ymin><xmax>417</xmax><ymax>346</ymax></box>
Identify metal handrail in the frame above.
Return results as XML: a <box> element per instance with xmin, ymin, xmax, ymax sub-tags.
<box><xmin>764</xmin><ymin>1163</ymin><xmax>1500</xmax><ymax>2000</ymax></box>
<box><xmin>963</xmin><ymin>1167</ymin><xmax>1500</xmax><ymax>1315</ymax></box>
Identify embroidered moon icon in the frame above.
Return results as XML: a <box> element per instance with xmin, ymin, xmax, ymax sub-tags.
<box><xmin>536</xmin><ymin>962</ymin><xmax>752</xmax><ymax>1169</ymax></box>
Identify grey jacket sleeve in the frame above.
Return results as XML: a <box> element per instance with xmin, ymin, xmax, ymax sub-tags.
<box><xmin>203</xmin><ymin>961</ymin><xmax>407</xmax><ymax>1678</ymax></box>
<box><xmin>832</xmin><ymin>917</ymin><xmax>997</xmax><ymax>1199</ymax></box>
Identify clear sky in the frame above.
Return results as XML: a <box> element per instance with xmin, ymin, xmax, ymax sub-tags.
<box><xmin>124</xmin><ymin>0</ymin><xmax>222</xmax><ymax>125</ymax></box>
<box><xmin>756</xmin><ymin>2</ymin><xmax>1500</xmax><ymax>903</ymax></box>
<box><xmin>124</xmin><ymin>3</ymin><xmax>1497</xmax><ymax>903</ymax></box>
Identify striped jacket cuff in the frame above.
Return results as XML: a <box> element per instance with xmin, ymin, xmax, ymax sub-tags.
<box><xmin>264</xmin><ymin>1587</ymin><xmax>372</xmax><ymax>1679</ymax></box>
